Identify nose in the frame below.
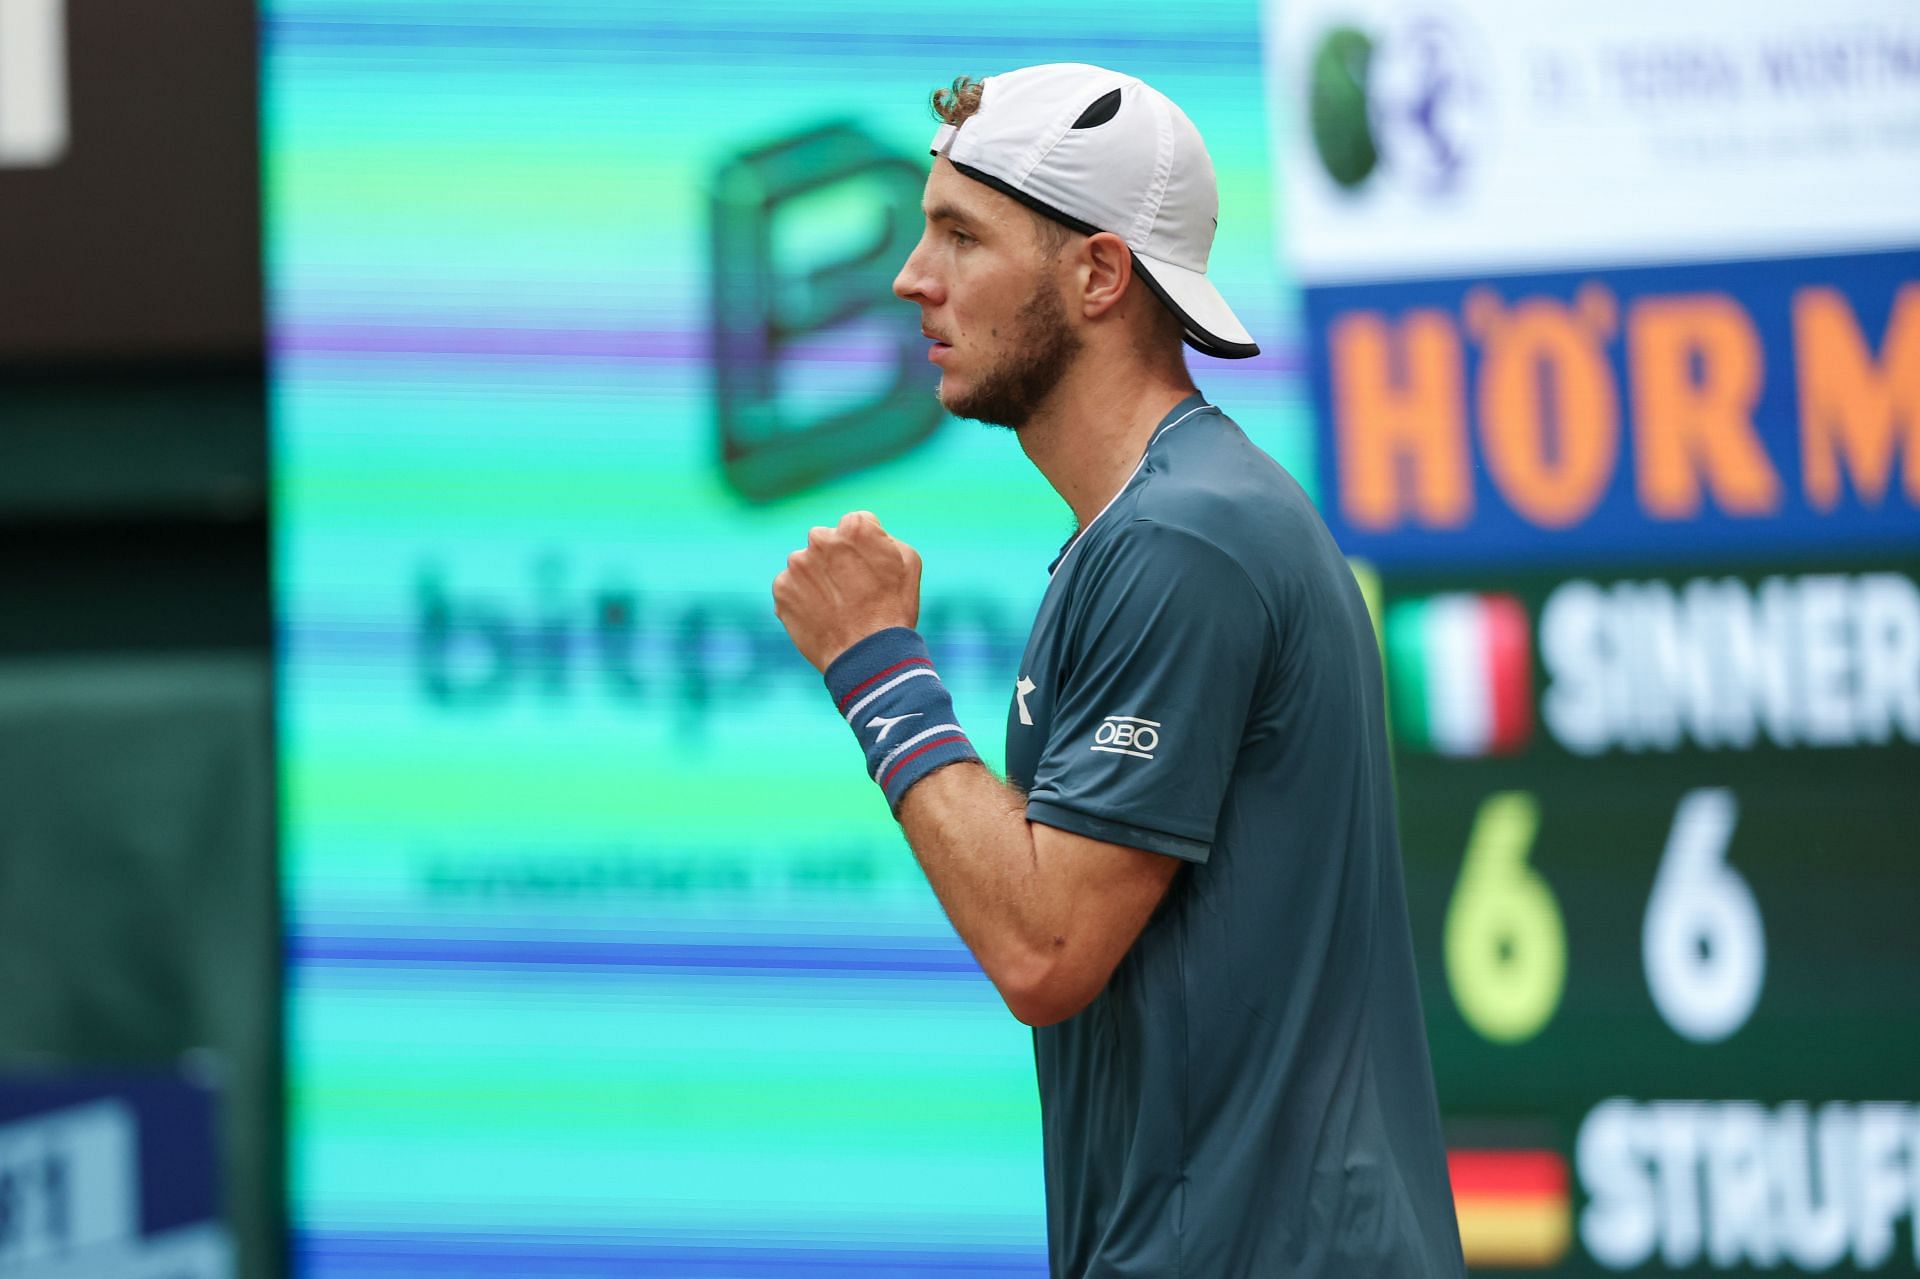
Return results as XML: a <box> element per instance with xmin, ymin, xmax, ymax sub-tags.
<box><xmin>893</xmin><ymin>228</ymin><xmax>942</xmax><ymax>306</ymax></box>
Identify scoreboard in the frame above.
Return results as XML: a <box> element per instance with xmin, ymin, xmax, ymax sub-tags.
<box><xmin>1377</xmin><ymin>559</ymin><xmax>1920</xmax><ymax>1272</ymax></box>
<box><xmin>1274</xmin><ymin>0</ymin><xmax>1920</xmax><ymax>1269</ymax></box>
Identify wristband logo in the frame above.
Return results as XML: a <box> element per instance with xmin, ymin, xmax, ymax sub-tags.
<box><xmin>865</xmin><ymin>711</ymin><xmax>921</xmax><ymax>743</ymax></box>
<box><xmin>1092</xmin><ymin>716</ymin><xmax>1160</xmax><ymax>760</ymax></box>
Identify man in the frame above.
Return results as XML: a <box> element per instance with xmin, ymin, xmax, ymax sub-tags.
<box><xmin>771</xmin><ymin>64</ymin><xmax>1464</xmax><ymax>1277</ymax></box>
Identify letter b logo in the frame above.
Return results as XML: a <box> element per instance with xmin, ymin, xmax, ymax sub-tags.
<box><xmin>710</xmin><ymin>123</ymin><xmax>941</xmax><ymax>502</ymax></box>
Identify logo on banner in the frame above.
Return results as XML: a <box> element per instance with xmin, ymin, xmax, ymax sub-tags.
<box><xmin>1307</xmin><ymin>13</ymin><xmax>1489</xmax><ymax>195</ymax></box>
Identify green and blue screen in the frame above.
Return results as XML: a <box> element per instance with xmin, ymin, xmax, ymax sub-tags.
<box><xmin>271</xmin><ymin>3</ymin><xmax>1919</xmax><ymax>1275</ymax></box>
<box><xmin>271</xmin><ymin>3</ymin><xmax>1302</xmax><ymax>1274</ymax></box>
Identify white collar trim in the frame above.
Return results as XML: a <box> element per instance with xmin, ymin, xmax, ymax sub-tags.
<box><xmin>1050</xmin><ymin>401</ymin><xmax>1216</xmax><ymax>575</ymax></box>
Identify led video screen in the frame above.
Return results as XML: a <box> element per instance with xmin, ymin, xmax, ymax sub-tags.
<box><xmin>272</xmin><ymin>3</ymin><xmax>1301</xmax><ymax>1274</ymax></box>
<box><xmin>273</xmin><ymin>1</ymin><xmax>1920</xmax><ymax>1274</ymax></box>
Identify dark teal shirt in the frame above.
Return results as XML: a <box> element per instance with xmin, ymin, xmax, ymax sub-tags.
<box><xmin>1004</xmin><ymin>396</ymin><xmax>1464</xmax><ymax>1277</ymax></box>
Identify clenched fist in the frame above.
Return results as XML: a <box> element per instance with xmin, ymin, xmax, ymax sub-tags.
<box><xmin>772</xmin><ymin>510</ymin><xmax>924</xmax><ymax>672</ymax></box>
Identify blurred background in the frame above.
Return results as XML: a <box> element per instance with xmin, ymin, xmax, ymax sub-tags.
<box><xmin>1</xmin><ymin>0</ymin><xmax>1915</xmax><ymax>1276</ymax></box>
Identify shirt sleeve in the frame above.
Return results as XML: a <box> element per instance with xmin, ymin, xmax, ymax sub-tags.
<box><xmin>1025</xmin><ymin>518</ymin><xmax>1271</xmax><ymax>863</ymax></box>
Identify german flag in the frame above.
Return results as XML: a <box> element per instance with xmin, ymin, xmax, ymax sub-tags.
<box><xmin>1448</xmin><ymin>1148</ymin><xmax>1571</xmax><ymax>1269</ymax></box>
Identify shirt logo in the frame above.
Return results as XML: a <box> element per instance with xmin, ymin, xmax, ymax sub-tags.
<box><xmin>1092</xmin><ymin>716</ymin><xmax>1160</xmax><ymax>760</ymax></box>
<box><xmin>866</xmin><ymin>711</ymin><xmax>922</xmax><ymax>742</ymax></box>
<box><xmin>1015</xmin><ymin>676</ymin><xmax>1037</xmax><ymax>727</ymax></box>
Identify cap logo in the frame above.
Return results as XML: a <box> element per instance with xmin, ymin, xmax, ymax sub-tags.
<box><xmin>1071</xmin><ymin>89</ymin><xmax>1123</xmax><ymax>130</ymax></box>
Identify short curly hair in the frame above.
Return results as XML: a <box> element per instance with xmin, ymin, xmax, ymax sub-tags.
<box><xmin>929</xmin><ymin>75</ymin><xmax>1072</xmax><ymax>255</ymax></box>
<box><xmin>931</xmin><ymin>76</ymin><xmax>986</xmax><ymax>126</ymax></box>
<box><xmin>925</xmin><ymin>73</ymin><xmax>1186</xmax><ymax>365</ymax></box>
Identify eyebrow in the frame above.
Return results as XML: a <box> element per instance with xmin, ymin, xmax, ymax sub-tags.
<box><xmin>923</xmin><ymin>202</ymin><xmax>977</xmax><ymax>227</ymax></box>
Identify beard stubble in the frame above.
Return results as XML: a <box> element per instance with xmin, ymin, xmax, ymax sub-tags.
<box><xmin>940</xmin><ymin>275</ymin><xmax>1083</xmax><ymax>431</ymax></box>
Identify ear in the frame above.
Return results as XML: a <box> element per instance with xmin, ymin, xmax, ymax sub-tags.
<box><xmin>1079</xmin><ymin>231</ymin><xmax>1134</xmax><ymax>322</ymax></box>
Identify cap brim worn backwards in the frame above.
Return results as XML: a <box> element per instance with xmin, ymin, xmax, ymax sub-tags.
<box><xmin>940</xmin><ymin>155</ymin><xmax>1260</xmax><ymax>361</ymax></box>
<box><xmin>1131</xmin><ymin>253</ymin><xmax>1260</xmax><ymax>360</ymax></box>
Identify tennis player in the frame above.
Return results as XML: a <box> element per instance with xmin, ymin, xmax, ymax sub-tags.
<box><xmin>772</xmin><ymin>63</ymin><xmax>1465</xmax><ymax>1277</ymax></box>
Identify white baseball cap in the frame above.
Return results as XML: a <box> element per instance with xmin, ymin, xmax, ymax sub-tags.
<box><xmin>930</xmin><ymin>63</ymin><xmax>1258</xmax><ymax>360</ymax></box>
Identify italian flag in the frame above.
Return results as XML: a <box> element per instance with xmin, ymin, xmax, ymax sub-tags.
<box><xmin>1387</xmin><ymin>594</ymin><xmax>1532</xmax><ymax>756</ymax></box>
<box><xmin>1448</xmin><ymin>1148</ymin><xmax>1572</xmax><ymax>1269</ymax></box>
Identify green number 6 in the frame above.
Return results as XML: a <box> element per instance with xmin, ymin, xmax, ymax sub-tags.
<box><xmin>1444</xmin><ymin>791</ymin><xmax>1566</xmax><ymax>1044</ymax></box>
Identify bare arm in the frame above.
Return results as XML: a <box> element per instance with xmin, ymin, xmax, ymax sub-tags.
<box><xmin>772</xmin><ymin>509</ymin><xmax>1180</xmax><ymax>1026</ymax></box>
<box><xmin>895</xmin><ymin>760</ymin><xmax>1181</xmax><ymax>1027</ymax></box>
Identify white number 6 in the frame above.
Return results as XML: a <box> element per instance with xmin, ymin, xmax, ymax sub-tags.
<box><xmin>1643</xmin><ymin>788</ymin><xmax>1765</xmax><ymax>1043</ymax></box>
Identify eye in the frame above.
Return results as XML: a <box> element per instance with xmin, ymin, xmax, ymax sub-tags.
<box><xmin>949</xmin><ymin>227</ymin><xmax>975</xmax><ymax>246</ymax></box>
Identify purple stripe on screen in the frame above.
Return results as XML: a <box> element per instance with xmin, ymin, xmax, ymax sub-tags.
<box><xmin>263</xmin><ymin>17</ymin><xmax>1260</xmax><ymax>62</ymax></box>
<box><xmin>272</xmin><ymin>324</ymin><xmax>708</xmax><ymax>362</ymax></box>
<box><xmin>274</xmin><ymin>623</ymin><xmax>1002</xmax><ymax>667</ymax></box>
<box><xmin>270</xmin><ymin>323</ymin><xmax>1305</xmax><ymax>375</ymax></box>
<box><xmin>299</xmin><ymin>1232</ymin><xmax>1045</xmax><ymax>1276</ymax></box>
<box><xmin>291</xmin><ymin>935</ymin><xmax>982</xmax><ymax>976</ymax></box>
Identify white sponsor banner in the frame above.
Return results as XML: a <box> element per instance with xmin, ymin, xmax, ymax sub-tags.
<box><xmin>0</xmin><ymin>1224</ymin><xmax>233</xmax><ymax>1279</ymax></box>
<box><xmin>1264</xmin><ymin>0</ymin><xmax>1920</xmax><ymax>282</ymax></box>
<box><xmin>0</xmin><ymin>1102</ymin><xmax>136</xmax><ymax>1268</ymax></box>
<box><xmin>0</xmin><ymin>0</ymin><xmax>66</xmax><ymax>168</ymax></box>
<box><xmin>0</xmin><ymin>1098</ymin><xmax>233</xmax><ymax>1279</ymax></box>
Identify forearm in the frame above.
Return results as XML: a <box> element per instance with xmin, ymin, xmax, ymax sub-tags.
<box><xmin>773</xmin><ymin>523</ymin><xmax>1182</xmax><ymax>1028</ymax></box>
<box><xmin>895</xmin><ymin>761</ymin><xmax>1065</xmax><ymax>1008</ymax></box>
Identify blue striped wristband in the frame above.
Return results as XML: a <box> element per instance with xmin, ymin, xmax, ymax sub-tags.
<box><xmin>824</xmin><ymin>627</ymin><xmax>980</xmax><ymax>812</ymax></box>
